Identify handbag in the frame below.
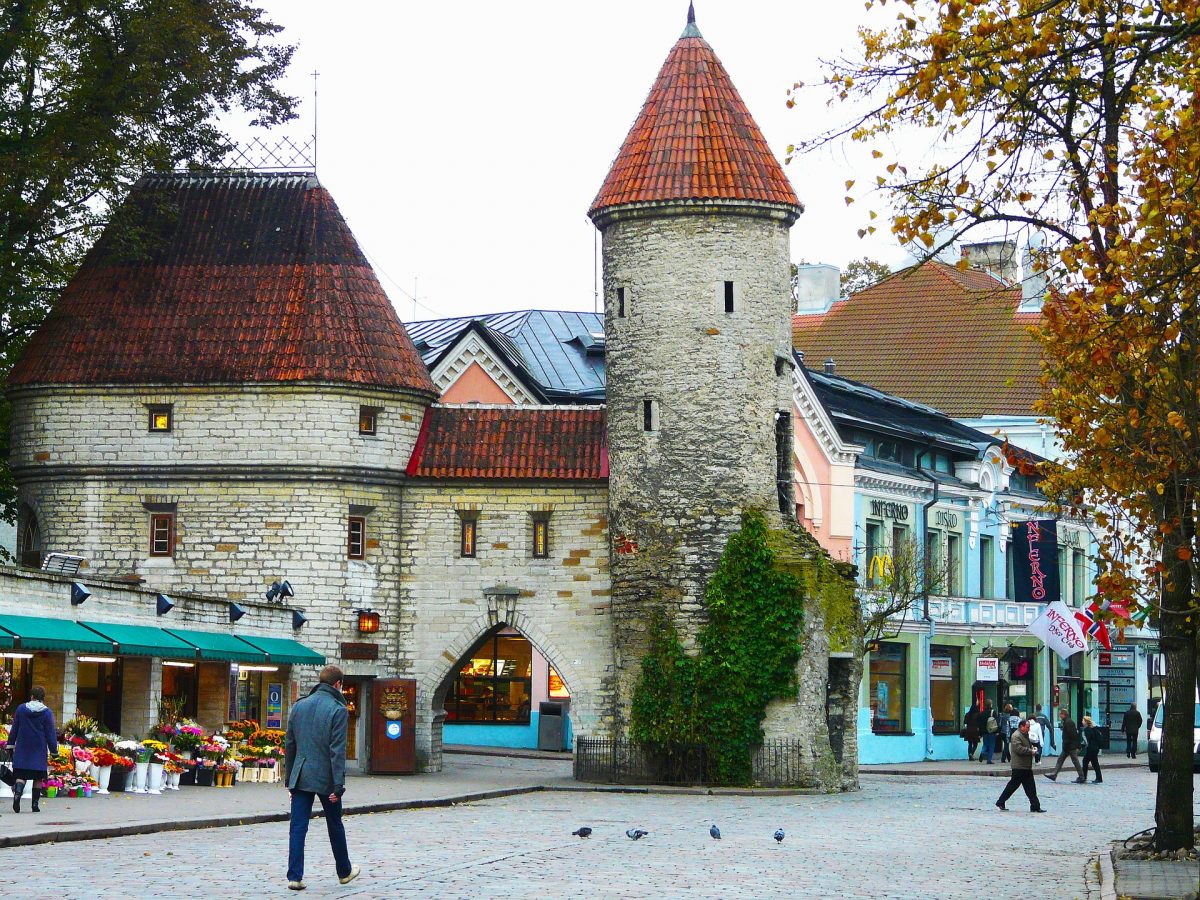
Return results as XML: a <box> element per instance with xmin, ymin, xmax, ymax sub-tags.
<box><xmin>0</xmin><ymin>764</ymin><xmax>15</xmax><ymax>786</ymax></box>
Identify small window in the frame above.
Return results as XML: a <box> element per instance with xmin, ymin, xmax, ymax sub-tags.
<box><xmin>359</xmin><ymin>406</ymin><xmax>378</xmax><ymax>436</ymax></box>
<box><xmin>150</xmin><ymin>513</ymin><xmax>175</xmax><ymax>557</ymax></box>
<box><xmin>724</xmin><ymin>280</ymin><xmax>735</xmax><ymax>313</ymax></box>
<box><xmin>148</xmin><ymin>404</ymin><xmax>173</xmax><ymax>433</ymax></box>
<box><xmin>532</xmin><ymin>518</ymin><xmax>550</xmax><ymax>559</ymax></box>
<box><xmin>461</xmin><ymin>518</ymin><xmax>477</xmax><ymax>558</ymax></box>
<box><xmin>348</xmin><ymin>516</ymin><xmax>366</xmax><ymax>559</ymax></box>
<box><xmin>642</xmin><ymin>399</ymin><xmax>659</xmax><ymax>432</ymax></box>
<box><xmin>616</xmin><ymin>287</ymin><xmax>627</xmax><ymax>318</ymax></box>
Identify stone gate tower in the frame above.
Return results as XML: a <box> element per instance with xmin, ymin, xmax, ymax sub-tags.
<box><xmin>589</xmin><ymin>8</ymin><xmax>804</xmax><ymax>726</ymax></box>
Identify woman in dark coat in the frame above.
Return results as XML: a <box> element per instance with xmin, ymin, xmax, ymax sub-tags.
<box><xmin>8</xmin><ymin>685</ymin><xmax>58</xmax><ymax>812</ymax></box>
<box><xmin>1080</xmin><ymin>715</ymin><xmax>1103</xmax><ymax>784</ymax></box>
<box><xmin>962</xmin><ymin>707</ymin><xmax>981</xmax><ymax>760</ymax></box>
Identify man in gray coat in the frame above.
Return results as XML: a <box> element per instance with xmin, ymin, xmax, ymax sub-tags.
<box><xmin>284</xmin><ymin>665</ymin><xmax>361</xmax><ymax>890</ymax></box>
<box><xmin>995</xmin><ymin>719</ymin><xmax>1045</xmax><ymax>812</ymax></box>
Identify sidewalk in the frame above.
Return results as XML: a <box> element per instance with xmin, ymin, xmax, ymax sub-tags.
<box><xmin>862</xmin><ymin>756</ymin><xmax>1147</xmax><ymax>777</ymax></box>
<box><xmin>1105</xmin><ymin>844</ymin><xmax>1200</xmax><ymax>900</ymax></box>
<box><xmin>0</xmin><ymin>753</ymin><xmax>575</xmax><ymax>848</ymax></box>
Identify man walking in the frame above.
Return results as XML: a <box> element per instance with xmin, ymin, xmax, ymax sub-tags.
<box><xmin>1034</xmin><ymin>704</ymin><xmax>1056</xmax><ymax>755</ymax></box>
<box><xmin>285</xmin><ymin>665</ymin><xmax>361</xmax><ymax>891</ymax></box>
<box><xmin>1121</xmin><ymin>703</ymin><xmax>1143</xmax><ymax>758</ymax></box>
<box><xmin>996</xmin><ymin>719</ymin><xmax>1045</xmax><ymax>813</ymax></box>
<box><xmin>1043</xmin><ymin>708</ymin><xmax>1085</xmax><ymax>783</ymax></box>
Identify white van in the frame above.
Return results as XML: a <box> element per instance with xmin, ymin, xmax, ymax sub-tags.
<box><xmin>1146</xmin><ymin>701</ymin><xmax>1200</xmax><ymax>772</ymax></box>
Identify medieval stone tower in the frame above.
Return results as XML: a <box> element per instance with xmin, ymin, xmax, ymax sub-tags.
<box><xmin>589</xmin><ymin>10</ymin><xmax>805</xmax><ymax>728</ymax></box>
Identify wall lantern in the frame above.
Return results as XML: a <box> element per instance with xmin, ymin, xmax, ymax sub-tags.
<box><xmin>292</xmin><ymin>610</ymin><xmax>308</xmax><ymax>629</ymax></box>
<box><xmin>70</xmin><ymin>582</ymin><xmax>92</xmax><ymax>606</ymax></box>
<box><xmin>156</xmin><ymin>593</ymin><xmax>175</xmax><ymax>616</ymax></box>
<box><xmin>356</xmin><ymin>609</ymin><xmax>380</xmax><ymax>634</ymax></box>
<box><xmin>229</xmin><ymin>602</ymin><xmax>247</xmax><ymax>624</ymax></box>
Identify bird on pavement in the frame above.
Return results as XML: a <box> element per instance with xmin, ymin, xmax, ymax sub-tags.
<box><xmin>572</xmin><ymin>827</ymin><xmax>592</xmax><ymax>838</ymax></box>
<box><xmin>709</xmin><ymin>825</ymin><xmax>721</xmax><ymax>840</ymax></box>
<box><xmin>626</xmin><ymin>828</ymin><xmax>649</xmax><ymax>840</ymax></box>
<box><xmin>774</xmin><ymin>829</ymin><xmax>785</xmax><ymax>843</ymax></box>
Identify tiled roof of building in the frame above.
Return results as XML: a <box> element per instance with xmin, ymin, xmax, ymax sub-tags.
<box><xmin>406</xmin><ymin>310</ymin><xmax>606</xmax><ymax>402</ymax></box>
<box><xmin>9</xmin><ymin>172</ymin><xmax>435</xmax><ymax>394</ymax></box>
<box><xmin>589</xmin><ymin>11</ymin><xmax>799</xmax><ymax>218</ymax></box>
<box><xmin>406</xmin><ymin>405</ymin><xmax>608</xmax><ymax>480</ymax></box>
<box><xmin>792</xmin><ymin>260</ymin><xmax>1043</xmax><ymax>418</ymax></box>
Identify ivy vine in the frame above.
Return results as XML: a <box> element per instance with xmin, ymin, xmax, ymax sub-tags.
<box><xmin>628</xmin><ymin>509</ymin><xmax>807</xmax><ymax>784</ymax></box>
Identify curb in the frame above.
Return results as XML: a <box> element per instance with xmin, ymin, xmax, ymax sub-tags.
<box><xmin>1098</xmin><ymin>843</ymin><xmax>1118</xmax><ymax>900</ymax></box>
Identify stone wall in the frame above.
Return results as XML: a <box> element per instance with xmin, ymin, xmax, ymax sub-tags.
<box><xmin>599</xmin><ymin>204</ymin><xmax>798</xmax><ymax>729</ymax></box>
<box><xmin>400</xmin><ymin>481</ymin><xmax>611</xmax><ymax>771</ymax></box>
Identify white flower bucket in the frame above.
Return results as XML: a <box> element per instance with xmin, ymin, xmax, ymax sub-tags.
<box><xmin>147</xmin><ymin>762</ymin><xmax>164</xmax><ymax>795</ymax></box>
<box><xmin>96</xmin><ymin>765</ymin><xmax>112</xmax><ymax>795</ymax></box>
<box><xmin>132</xmin><ymin>760</ymin><xmax>149</xmax><ymax>793</ymax></box>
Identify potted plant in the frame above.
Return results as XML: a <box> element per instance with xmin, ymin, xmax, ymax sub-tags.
<box><xmin>171</xmin><ymin>722</ymin><xmax>204</xmax><ymax>758</ymax></box>
<box><xmin>143</xmin><ymin>739</ymin><xmax>168</xmax><ymax>794</ymax></box>
<box><xmin>91</xmin><ymin>747</ymin><xmax>117</xmax><ymax>794</ymax></box>
<box><xmin>108</xmin><ymin>753</ymin><xmax>134</xmax><ymax>792</ymax></box>
<box><xmin>43</xmin><ymin>776</ymin><xmax>62</xmax><ymax>799</ymax></box>
<box><xmin>129</xmin><ymin>742</ymin><xmax>151</xmax><ymax>793</ymax></box>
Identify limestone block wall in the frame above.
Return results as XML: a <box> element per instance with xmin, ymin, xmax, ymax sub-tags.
<box><xmin>400</xmin><ymin>481</ymin><xmax>611</xmax><ymax>771</ymax></box>
<box><xmin>599</xmin><ymin>204</ymin><xmax>797</xmax><ymax>726</ymax></box>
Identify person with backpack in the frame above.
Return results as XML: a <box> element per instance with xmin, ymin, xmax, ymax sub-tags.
<box><xmin>980</xmin><ymin>700</ymin><xmax>1000</xmax><ymax>764</ymax></box>
<box><xmin>962</xmin><ymin>706</ymin><xmax>981</xmax><ymax>761</ymax></box>
<box><xmin>1044</xmin><ymin>708</ymin><xmax>1085</xmax><ymax>782</ymax></box>
<box><xmin>1026</xmin><ymin>711</ymin><xmax>1044</xmax><ymax>763</ymax></box>
<box><xmin>1080</xmin><ymin>715</ymin><xmax>1104</xmax><ymax>784</ymax></box>
<box><xmin>1121</xmin><ymin>704</ymin><xmax>1143</xmax><ymax>758</ymax></box>
<box><xmin>1034</xmin><ymin>704</ymin><xmax>1056</xmax><ymax>755</ymax></box>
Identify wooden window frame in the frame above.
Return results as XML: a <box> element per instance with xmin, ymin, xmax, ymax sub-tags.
<box><xmin>532</xmin><ymin>517</ymin><xmax>550</xmax><ymax>559</ymax></box>
<box><xmin>148</xmin><ymin>404</ymin><xmax>173</xmax><ymax>433</ymax></box>
<box><xmin>149</xmin><ymin>512</ymin><xmax>175</xmax><ymax>557</ymax></box>
<box><xmin>460</xmin><ymin>517</ymin><xmax>477</xmax><ymax>558</ymax></box>
<box><xmin>347</xmin><ymin>516</ymin><xmax>366</xmax><ymax>560</ymax></box>
<box><xmin>358</xmin><ymin>405</ymin><xmax>379</xmax><ymax>436</ymax></box>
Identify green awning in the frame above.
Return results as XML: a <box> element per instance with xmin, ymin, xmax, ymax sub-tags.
<box><xmin>163</xmin><ymin>628</ymin><xmax>267</xmax><ymax>663</ymax></box>
<box><xmin>0</xmin><ymin>614</ymin><xmax>114</xmax><ymax>654</ymax></box>
<box><xmin>0</xmin><ymin>629</ymin><xmax>13</xmax><ymax>650</ymax></box>
<box><xmin>235</xmin><ymin>635</ymin><xmax>325</xmax><ymax>666</ymax></box>
<box><xmin>80</xmin><ymin>622</ymin><xmax>198</xmax><ymax>659</ymax></box>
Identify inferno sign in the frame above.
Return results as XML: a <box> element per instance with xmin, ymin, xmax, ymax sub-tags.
<box><xmin>1012</xmin><ymin>519</ymin><xmax>1061</xmax><ymax>604</ymax></box>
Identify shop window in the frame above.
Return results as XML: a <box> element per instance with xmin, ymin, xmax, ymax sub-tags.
<box><xmin>342</xmin><ymin>681</ymin><xmax>360</xmax><ymax>759</ymax></box>
<box><xmin>348</xmin><ymin>516</ymin><xmax>366</xmax><ymax>560</ymax></box>
<box><xmin>869</xmin><ymin>642</ymin><xmax>907</xmax><ymax>734</ymax></box>
<box><xmin>446</xmin><ymin>633</ymin><xmax>533</xmax><ymax>723</ymax></box>
<box><xmin>150</xmin><ymin>512</ymin><xmax>175</xmax><ymax>557</ymax></box>
<box><xmin>0</xmin><ymin>657</ymin><xmax>32</xmax><ymax>721</ymax></box>
<box><xmin>234</xmin><ymin>667</ymin><xmax>264</xmax><ymax>721</ymax></box>
<box><xmin>929</xmin><ymin>646</ymin><xmax>960</xmax><ymax>734</ymax></box>
<box><xmin>148</xmin><ymin>404</ymin><xmax>173</xmax><ymax>432</ymax></box>
<box><xmin>358</xmin><ymin>406</ymin><xmax>380</xmax><ymax>436</ymax></box>
<box><xmin>460</xmin><ymin>517</ymin><xmax>477</xmax><ymax>558</ymax></box>
<box><xmin>864</xmin><ymin>521</ymin><xmax>883</xmax><ymax>588</ymax></box>
<box><xmin>532</xmin><ymin>517</ymin><xmax>550</xmax><ymax>559</ymax></box>
<box><xmin>161</xmin><ymin>662</ymin><xmax>199</xmax><ymax>719</ymax></box>
<box><xmin>548</xmin><ymin>665</ymin><xmax>571</xmax><ymax>700</ymax></box>
<box><xmin>946</xmin><ymin>533</ymin><xmax>962</xmax><ymax>595</ymax></box>
<box><xmin>980</xmin><ymin>536</ymin><xmax>995</xmax><ymax>599</ymax></box>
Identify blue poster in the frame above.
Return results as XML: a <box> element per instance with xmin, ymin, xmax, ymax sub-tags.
<box><xmin>267</xmin><ymin>682</ymin><xmax>283</xmax><ymax>729</ymax></box>
<box><xmin>386</xmin><ymin>721</ymin><xmax>402</xmax><ymax>740</ymax></box>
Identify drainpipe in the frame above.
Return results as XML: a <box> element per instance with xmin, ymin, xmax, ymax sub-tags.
<box><xmin>917</xmin><ymin>445</ymin><xmax>940</xmax><ymax>761</ymax></box>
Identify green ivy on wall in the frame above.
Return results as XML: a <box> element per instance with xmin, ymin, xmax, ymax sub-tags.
<box><xmin>628</xmin><ymin>509</ymin><xmax>807</xmax><ymax>784</ymax></box>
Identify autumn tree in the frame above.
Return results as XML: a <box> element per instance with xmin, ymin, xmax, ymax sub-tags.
<box><xmin>795</xmin><ymin>0</ymin><xmax>1200</xmax><ymax>850</ymax></box>
<box><xmin>861</xmin><ymin>535</ymin><xmax>949</xmax><ymax>655</ymax></box>
<box><xmin>841</xmin><ymin>257</ymin><xmax>892</xmax><ymax>295</ymax></box>
<box><xmin>0</xmin><ymin>0</ymin><xmax>296</xmax><ymax>520</ymax></box>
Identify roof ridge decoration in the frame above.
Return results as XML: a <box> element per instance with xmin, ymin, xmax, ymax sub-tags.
<box><xmin>682</xmin><ymin>2</ymin><xmax>702</xmax><ymax>38</ymax></box>
<box><xmin>588</xmin><ymin>13</ymin><xmax>801</xmax><ymax>220</ymax></box>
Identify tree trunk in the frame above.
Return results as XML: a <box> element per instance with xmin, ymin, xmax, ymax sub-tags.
<box><xmin>1153</xmin><ymin>534</ymin><xmax>1197</xmax><ymax>852</ymax></box>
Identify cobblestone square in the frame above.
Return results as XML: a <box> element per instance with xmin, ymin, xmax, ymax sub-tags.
<box><xmin>0</xmin><ymin>766</ymin><xmax>1176</xmax><ymax>898</ymax></box>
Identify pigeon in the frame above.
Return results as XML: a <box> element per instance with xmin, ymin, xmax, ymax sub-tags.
<box><xmin>626</xmin><ymin>828</ymin><xmax>649</xmax><ymax>840</ymax></box>
<box><xmin>572</xmin><ymin>827</ymin><xmax>592</xmax><ymax>838</ymax></box>
<box><xmin>774</xmin><ymin>829</ymin><xmax>785</xmax><ymax>843</ymax></box>
<box><xmin>709</xmin><ymin>824</ymin><xmax>721</xmax><ymax>840</ymax></box>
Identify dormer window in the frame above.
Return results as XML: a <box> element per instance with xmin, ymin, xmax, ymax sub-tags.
<box><xmin>148</xmin><ymin>404</ymin><xmax>173</xmax><ymax>432</ymax></box>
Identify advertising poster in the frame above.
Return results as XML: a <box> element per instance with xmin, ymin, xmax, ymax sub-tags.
<box><xmin>266</xmin><ymin>682</ymin><xmax>283</xmax><ymax>729</ymax></box>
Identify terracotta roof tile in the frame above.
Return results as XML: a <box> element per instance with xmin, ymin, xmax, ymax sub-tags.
<box><xmin>792</xmin><ymin>260</ymin><xmax>1043</xmax><ymax>418</ymax></box>
<box><xmin>406</xmin><ymin>406</ymin><xmax>608</xmax><ymax>480</ymax></box>
<box><xmin>589</xmin><ymin>24</ymin><xmax>799</xmax><ymax>217</ymax></box>
<box><xmin>9</xmin><ymin>173</ymin><xmax>435</xmax><ymax>394</ymax></box>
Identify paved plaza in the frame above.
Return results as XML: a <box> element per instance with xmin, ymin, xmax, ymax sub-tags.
<box><xmin>0</xmin><ymin>762</ymin><xmax>1180</xmax><ymax>898</ymax></box>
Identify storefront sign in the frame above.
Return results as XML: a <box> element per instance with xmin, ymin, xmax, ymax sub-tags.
<box><xmin>1012</xmin><ymin>520</ymin><xmax>1061</xmax><ymax>603</ymax></box>
<box><xmin>385</xmin><ymin>721</ymin><xmax>402</xmax><ymax>740</ymax></box>
<box><xmin>266</xmin><ymin>682</ymin><xmax>283</xmax><ymax>729</ymax></box>
<box><xmin>930</xmin><ymin>656</ymin><xmax>954</xmax><ymax>679</ymax></box>
<box><xmin>934</xmin><ymin>509</ymin><xmax>959</xmax><ymax>528</ymax></box>
<box><xmin>976</xmin><ymin>657</ymin><xmax>999</xmax><ymax>682</ymax></box>
<box><xmin>1008</xmin><ymin>683</ymin><xmax>1027</xmax><ymax>697</ymax></box>
<box><xmin>870</xmin><ymin>499</ymin><xmax>909</xmax><ymax>521</ymax></box>
<box><xmin>340</xmin><ymin>642</ymin><xmax>379</xmax><ymax>661</ymax></box>
<box><xmin>227</xmin><ymin>664</ymin><xmax>240</xmax><ymax>721</ymax></box>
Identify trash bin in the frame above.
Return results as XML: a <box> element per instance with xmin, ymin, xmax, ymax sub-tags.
<box><xmin>537</xmin><ymin>701</ymin><xmax>565</xmax><ymax>751</ymax></box>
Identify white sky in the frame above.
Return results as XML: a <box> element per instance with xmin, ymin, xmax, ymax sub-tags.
<box><xmin>237</xmin><ymin>1</ymin><xmax>915</xmax><ymax>322</ymax></box>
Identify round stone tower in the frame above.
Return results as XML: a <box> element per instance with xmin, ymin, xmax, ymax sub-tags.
<box><xmin>589</xmin><ymin>8</ymin><xmax>804</xmax><ymax>726</ymax></box>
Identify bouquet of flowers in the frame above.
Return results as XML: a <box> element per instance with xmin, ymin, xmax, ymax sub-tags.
<box><xmin>62</xmin><ymin>712</ymin><xmax>99</xmax><ymax>741</ymax></box>
<box><xmin>142</xmin><ymin>739</ymin><xmax>169</xmax><ymax>763</ymax></box>
<box><xmin>91</xmin><ymin>748</ymin><xmax>118</xmax><ymax>768</ymax></box>
<box><xmin>171</xmin><ymin>723</ymin><xmax>204</xmax><ymax>752</ymax></box>
<box><xmin>110</xmin><ymin>754</ymin><xmax>135</xmax><ymax>771</ymax></box>
<box><xmin>43</xmin><ymin>776</ymin><xmax>63</xmax><ymax>790</ymax></box>
<box><xmin>164</xmin><ymin>760</ymin><xmax>185</xmax><ymax>775</ymax></box>
<box><xmin>248</xmin><ymin>728</ymin><xmax>285</xmax><ymax>747</ymax></box>
<box><xmin>225</xmin><ymin>719</ymin><xmax>259</xmax><ymax>742</ymax></box>
<box><xmin>88</xmin><ymin>731</ymin><xmax>116</xmax><ymax>751</ymax></box>
<box><xmin>151</xmin><ymin>721</ymin><xmax>177</xmax><ymax>743</ymax></box>
<box><xmin>114</xmin><ymin>739</ymin><xmax>142</xmax><ymax>762</ymax></box>
<box><xmin>71</xmin><ymin>746</ymin><xmax>94</xmax><ymax>764</ymax></box>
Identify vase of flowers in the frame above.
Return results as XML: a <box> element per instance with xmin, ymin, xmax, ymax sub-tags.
<box><xmin>171</xmin><ymin>721</ymin><xmax>204</xmax><ymax>758</ymax></box>
<box><xmin>72</xmin><ymin>745</ymin><xmax>94</xmax><ymax>775</ymax></box>
<box><xmin>44</xmin><ymin>777</ymin><xmax>61</xmax><ymax>799</ymax></box>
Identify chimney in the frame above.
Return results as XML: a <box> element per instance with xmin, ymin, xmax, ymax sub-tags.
<box><xmin>1020</xmin><ymin>232</ymin><xmax>1047</xmax><ymax>311</ymax></box>
<box><xmin>793</xmin><ymin>263</ymin><xmax>842</xmax><ymax>314</ymax></box>
<box><xmin>824</xmin><ymin>358</ymin><xmax>836</xmax><ymax>375</ymax></box>
<box><xmin>960</xmin><ymin>240</ymin><xmax>1018</xmax><ymax>284</ymax></box>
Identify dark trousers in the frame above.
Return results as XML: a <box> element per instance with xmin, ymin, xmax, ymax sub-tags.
<box><xmin>1082</xmin><ymin>750</ymin><xmax>1103</xmax><ymax>782</ymax></box>
<box><xmin>1051</xmin><ymin>748</ymin><xmax>1083</xmax><ymax>779</ymax></box>
<box><xmin>998</xmin><ymin>768</ymin><xmax>1042</xmax><ymax>810</ymax></box>
<box><xmin>1000</xmin><ymin>735</ymin><xmax>1011</xmax><ymax>763</ymax></box>
<box><xmin>1125</xmin><ymin>733</ymin><xmax>1137</xmax><ymax>758</ymax></box>
<box><xmin>981</xmin><ymin>733</ymin><xmax>996</xmax><ymax>762</ymax></box>
<box><xmin>288</xmin><ymin>790</ymin><xmax>352</xmax><ymax>883</ymax></box>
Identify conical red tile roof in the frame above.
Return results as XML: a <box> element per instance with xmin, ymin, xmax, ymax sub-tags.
<box><xmin>9</xmin><ymin>172</ymin><xmax>436</xmax><ymax>394</ymax></box>
<box><xmin>590</xmin><ymin>17</ymin><xmax>800</xmax><ymax>219</ymax></box>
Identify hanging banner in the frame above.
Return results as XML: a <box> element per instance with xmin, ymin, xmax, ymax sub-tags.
<box><xmin>1026</xmin><ymin>600</ymin><xmax>1088</xmax><ymax>661</ymax></box>
<box><xmin>1012</xmin><ymin>520</ymin><xmax>1060</xmax><ymax>604</ymax></box>
<box><xmin>976</xmin><ymin>657</ymin><xmax>999</xmax><ymax>682</ymax></box>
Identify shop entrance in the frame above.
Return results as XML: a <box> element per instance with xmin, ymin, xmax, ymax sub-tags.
<box><xmin>77</xmin><ymin>658</ymin><xmax>123</xmax><ymax>733</ymax></box>
<box><xmin>1058</xmin><ymin>676</ymin><xmax>1113</xmax><ymax>748</ymax></box>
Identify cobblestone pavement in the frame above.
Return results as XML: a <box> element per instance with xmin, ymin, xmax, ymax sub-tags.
<box><xmin>0</xmin><ymin>766</ymin><xmax>1175</xmax><ymax>898</ymax></box>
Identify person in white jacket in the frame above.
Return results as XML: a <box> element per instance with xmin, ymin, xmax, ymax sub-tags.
<box><xmin>1026</xmin><ymin>712</ymin><xmax>1044</xmax><ymax>763</ymax></box>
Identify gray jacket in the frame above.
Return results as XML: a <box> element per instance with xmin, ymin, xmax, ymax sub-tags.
<box><xmin>284</xmin><ymin>683</ymin><xmax>348</xmax><ymax>795</ymax></box>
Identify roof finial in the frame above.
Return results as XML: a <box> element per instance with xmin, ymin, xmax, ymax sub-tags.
<box><xmin>681</xmin><ymin>2</ymin><xmax>702</xmax><ymax>38</ymax></box>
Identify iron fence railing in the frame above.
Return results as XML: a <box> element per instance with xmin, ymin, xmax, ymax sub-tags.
<box><xmin>573</xmin><ymin>737</ymin><xmax>813</xmax><ymax>787</ymax></box>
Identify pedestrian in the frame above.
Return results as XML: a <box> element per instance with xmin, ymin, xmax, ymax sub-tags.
<box><xmin>962</xmin><ymin>705</ymin><xmax>981</xmax><ymax>761</ymax></box>
<box><xmin>980</xmin><ymin>700</ymin><xmax>1000</xmax><ymax>764</ymax></box>
<box><xmin>1044</xmin><ymin>708</ymin><xmax>1085</xmax><ymax>783</ymax></box>
<box><xmin>1034</xmin><ymin>704</ymin><xmax>1056</xmax><ymax>755</ymax></box>
<box><xmin>284</xmin><ymin>664</ymin><xmax>362</xmax><ymax>891</ymax></box>
<box><xmin>996</xmin><ymin>719</ymin><xmax>1045</xmax><ymax>813</ymax></box>
<box><xmin>1080</xmin><ymin>715</ymin><xmax>1104</xmax><ymax>784</ymax></box>
<box><xmin>1026</xmin><ymin>710</ymin><xmax>1044</xmax><ymax>763</ymax></box>
<box><xmin>1121</xmin><ymin>704</ymin><xmax>1143</xmax><ymax>759</ymax></box>
<box><xmin>8</xmin><ymin>685</ymin><xmax>58</xmax><ymax>813</ymax></box>
<box><xmin>1000</xmin><ymin>703</ymin><xmax>1018</xmax><ymax>764</ymax></box>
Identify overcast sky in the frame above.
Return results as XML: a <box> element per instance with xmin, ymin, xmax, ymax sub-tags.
<box><xmin>236</xmin><ymin>1</ymin><xmax>915</xmax><ymax>323</ymax></box>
